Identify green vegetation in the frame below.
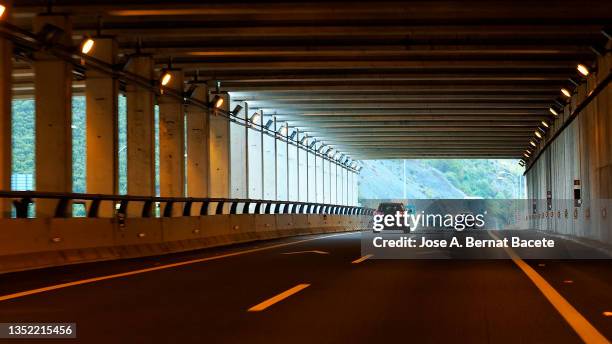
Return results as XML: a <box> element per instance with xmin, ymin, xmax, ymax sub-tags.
<box><xmin>358</xmin><ymin>159</ymin><xmax>524</xmax><ymax>200</ymax></box>
<box><xmin>11</xmin><ymin>97</ymin><xmax>132</xmax><ymax>194</ymax></box>
<box><xmin>422</xmin><ymin>159</ymin><xmax>523</xmax><ymax>199</ymax></box>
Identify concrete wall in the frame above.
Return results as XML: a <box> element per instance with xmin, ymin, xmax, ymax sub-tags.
<box><xmin>526</xmin><ymin>51</ymin><xmax>612</xmax><ymax>245</ymax></box>
<box><xmin>0</xmin><ymin>214</ymin><xmax>371</xmax><ymax>274</ymax></box>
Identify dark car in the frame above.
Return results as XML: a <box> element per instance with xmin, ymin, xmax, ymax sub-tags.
<box><xmin>374</xmin><ymin>202</ymin><xmax>408</xmax><ymax>232</ymax></box>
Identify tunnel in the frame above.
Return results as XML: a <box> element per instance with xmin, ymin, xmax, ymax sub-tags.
<box><xmin>0</xmin><ymin>1</ymin><xmax>611</xmax><ymax>343</ymax></box>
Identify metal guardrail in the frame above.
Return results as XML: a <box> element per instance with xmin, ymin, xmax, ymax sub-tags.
<box><xmin>0</xmin><ymin>191</ymin><xmax>374</xmax><ymax>219</ymax></box>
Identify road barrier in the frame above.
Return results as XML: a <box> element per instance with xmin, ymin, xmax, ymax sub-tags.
<box><xmin>0</xmin><ymin>191</ymin><xmax>373</xmax><ymax>274</ymax></box>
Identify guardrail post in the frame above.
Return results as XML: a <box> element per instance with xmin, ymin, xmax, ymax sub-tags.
<box><xmin>200</xmin><ymin>201</ymin><xmax>209</xmax><ymax>216</ymax></box>
<box><xmin>142</xmin><ymin>200</ymin><xmax>153</xmax><ymax>218</ymax></box>
<box><xmin>13</xmin><ymin>197</ymin><xmax>32</xmax><ymax>218</ymax></box>
<box><xmin>183</xmin><ymin>201</ymin><xmax>193</xmax><ymax>216</ymax></box>
<box><xmin>87</xmin><ymin>199</ymin><xmax>101</xmax><ymax>218</ymax></box>
<box><xmin>54</xmin><ymin>198</ymin><xmax>71</xmax><ymax>218</ymax></box>
<box><xmin>163</xmin><ymin>201</ymin><xmax>174</xmax><ymax>217</ymax></box>
<box><xmin>118</xmin><ymin>200</ymin><xmax>128</xmax><ymax>216</ymax></box>
<box><xmin>215</xmin><ymin>201</ymin><xmax>225</xmax><ymax>215</ymax></box>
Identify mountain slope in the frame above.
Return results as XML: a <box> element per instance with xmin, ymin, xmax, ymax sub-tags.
<box><xmin>359</xmin><ymin>159</ymin><xmax>523</xmax><ymax>200</ymax></box>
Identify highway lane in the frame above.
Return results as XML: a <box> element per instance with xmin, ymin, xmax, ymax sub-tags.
<box><xmin>0</xmin><ymin>231</ymin><xmax>610</xmax><ymax>343</ymax></box>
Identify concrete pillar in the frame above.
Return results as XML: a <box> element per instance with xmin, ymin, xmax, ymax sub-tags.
<box><xmin>158</xmin><ymin>70</ymin><xmax>185</xmax><ymax>204</ymax></box>
<box><xmin>286</xmin><ymin>132</ymin><xmax>290</xmax><ymax>201</ymax></box>
<box><xmin>305</xmin><ymin>146</ymin><xmax>309</xmax><ymax>202</ymax></box>
<box><xmin>247</xmin><ymin>107</ymin><xmax>262</xmax><ymax>199</ymax></box>
<box><xmin>263</xmin><ymin>116</ymin><xmax>276</xmax><ymax>200</ymax></box>
<box><xmin>186</xmin><ymin>85</ymin><xmax>209</xmax><ymax>197</ymax></box>
<box><xmin>314</xmin><ymin>151</ymin><xmax>318</xmax><ymax>202</ymax></box>
<box><xmin>334</xmin><ymin>159</ymin><xmax>343</xmax><ymax>204</ymax></box>
<box><xmin>208</xmin><ymin>92</ymin><xmax>230</xmax><ymax>198</ymax></box>
<box><xmin>126</xmin><ymin>55</ymin><xmax>155</xmax><ymax>201</ymax></box>
<box><xmin>0</xmin><ymin>1</ymin><xmax>12</xmax><ymax>218</ymax></box>
<box><xmin>320</xmin><ymin>157</ymin><xmax>324</xmax><ymax>203</ymax></box>
<box><xmin>230</xmin><ymin>101</ymin><xmax>247</xmax><ymax>198</ymax></box>
<box><xmin>260</xmin><ymin>113</ymin><xmax>265</xmax><ymax>199</ymax></box>
<box><xmin>273</xmin><ymin>118</ymin><xmax>278</xmax><ymax>200</ymax></box>
<box><xmin>329</xmin><ymin>160</ymin><xmax>334</xmax><ymax>204</ymax></box>
<box><xmin>34</xmin><ymin>14</ymin><xmax>73</xmax><ymax>217</ymax></box>
<box><xmin>275</xmin><ymin>123</ymin><xmax>288</xmax><ymax>201</ymax></box>
<box><xmin>86</xmin><ymin>37</ymin><xmax>118</xmax><ymax>217</ymax></box>
<box><xmin>339</xmin><ymin>165</ymin><xmax>343</xmax><ymax>205</ymax></box>
<box><xmin>244</xmin><ymin>103</ymin><xmax>250</xmax><ymax>198</ymax></box>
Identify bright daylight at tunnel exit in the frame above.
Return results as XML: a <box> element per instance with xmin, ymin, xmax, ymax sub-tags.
<box><xmin>0</xmin><ymin>1</ymin><xmax>611</xmax><ymax>343</ymax></box>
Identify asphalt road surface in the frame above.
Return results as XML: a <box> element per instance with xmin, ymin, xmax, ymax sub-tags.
<box><xmin>0</xmin><ymin>231</ymin><xmax>611</xmax><ymax>343</ymax></box>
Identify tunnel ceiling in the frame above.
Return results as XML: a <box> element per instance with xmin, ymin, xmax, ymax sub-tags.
<box><xmin>11</xmin><ymin>1</ymin><xmax>612</xmax><ymax>160</ymax></box>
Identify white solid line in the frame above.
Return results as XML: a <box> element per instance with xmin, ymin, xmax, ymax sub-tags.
<box><xmin>0</xmin><ymin>232</ymin><xmax>353</xmax><ymax>302</ymax></box>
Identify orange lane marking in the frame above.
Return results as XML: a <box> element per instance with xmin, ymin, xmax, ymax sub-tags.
<box><xmin>351</xmin><ymin>254</ymin><xmax>373</xmax><ymax>264</ymax></box>
<box><xmin>0</xmin><ymin>232</ymin><xmax>354</xmax><ymax>303</ymax></box>
<box><xmin>488</xmin><ymin>231</ymin><xmax>610</xmax><ymax>344</ymax></box>
<box><xmin>248</xmin><ymin>284</ymin><xmax>310</xmax><ymax>312</ymax></box>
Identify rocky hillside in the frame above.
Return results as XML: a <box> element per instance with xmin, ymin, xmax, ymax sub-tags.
<box><xmin>359</xmin><ymin>159</ymin><xmax>523</xmax><ymax>200</ymax></box>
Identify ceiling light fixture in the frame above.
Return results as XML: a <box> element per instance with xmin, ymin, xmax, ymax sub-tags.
<box><xmin>249</xmin><ymin>112</ymin><xmax>261</xmax><ymax>124</ymax></box>
<box><xmin>230</xmin><ymin>104</ymin><xmax>243</xmax><ymax>116</ymax></box>
<box><xmin>210</xmin><ymin>95</ymin><xmax>224</xmax><ymax>109</ymax></box>
<box><xmin>549</xmin><ymin>107</ymin><xmax>559</xmax><ymax>117</ymax></box>
<box><xmin>561</xmin><ymin>88</ymin><xmax>571</xmax><ymax>98</ymax></box>
<box><xmin>277</xmin><ymin>123</ymin><xmax>288</xmax><ymax>136</ymax></box>
<box><xmin>160</xmin><ymin>71</ymin><xmax>172</xmax><ymax>86</ymax></box>
<box><xmin>80</xmin><ymin>36</ymin><xmax>95</xmax><ymax>54</ymax></box>
<box><xmin>577</xmin><ymin>64</ymin><xmax>590</xmax><ymax>77</ymax></box>
<box><xmin>264</xmin><ymin>119</ymin><xmax>273</xmax><ymax>130</ymax></box>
